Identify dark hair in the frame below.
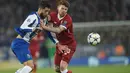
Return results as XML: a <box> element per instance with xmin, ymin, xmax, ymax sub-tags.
<box><xmin>57</xmin><ymin>0</ymin><xmax>70</xmax><ymax>8</ymax></box>
<box><xmin>39</xmin><ymin>0</ymin><xmax>51</xmax><ymax>9</ymax></box>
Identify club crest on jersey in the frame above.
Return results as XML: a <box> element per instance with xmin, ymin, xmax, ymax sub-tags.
<box><xmin>63</xmin><ymin>21</ymin><xmax>67</xmax><ymax>24</ymax></box>
<box><xmin>62</xmin><ymin>21</ymin><xmax>67</xmax><ymax>26</ymax></box>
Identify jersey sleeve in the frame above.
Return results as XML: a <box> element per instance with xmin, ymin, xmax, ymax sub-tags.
<box><xmin>20</xmin><ymin>14</ymin><xmax>36</xmax><ymax>32</ymax></box>
<box><xmin>60</xmin><ymin>17</ymin><xmax>72</xmax><ymax>29</ymax></box>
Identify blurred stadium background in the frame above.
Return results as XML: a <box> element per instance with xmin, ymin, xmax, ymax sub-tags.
<box><xmin>0</xmin><ymin>0</ymin><xmax>130</xmax><ymax>73</ymax></box>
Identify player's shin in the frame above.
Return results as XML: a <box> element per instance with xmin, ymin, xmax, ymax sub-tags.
<box><xmin>60</xmin><ymin>60</ymin><xmax>70</xmax><ymax>73</ymax></box>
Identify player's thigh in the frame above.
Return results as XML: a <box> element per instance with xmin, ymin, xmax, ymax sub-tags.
<box><xmin>61</xmin><ymin>49</ymin><xmax>75</xmax><ymax>65</ymax></box>
<box><xmin>60</xmin><ymin>50</ymin><xmax>75</xmax><ymax>71</ymax></box>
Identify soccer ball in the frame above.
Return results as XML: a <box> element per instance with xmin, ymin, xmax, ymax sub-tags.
<box><xmin>87</xmin><ymin>32</ymin><xmax>101</xmax><ymax>46</ymax></box>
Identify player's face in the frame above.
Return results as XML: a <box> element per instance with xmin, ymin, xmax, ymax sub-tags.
<box><xmin>58</xmin><ymin>5</ymin><xmax>68</xmax><ymax>17</ymax></box>
<box><xmin>40</xmin><ymin>7</ymin><xmax>50</xmax><ymax>19</ymax></box>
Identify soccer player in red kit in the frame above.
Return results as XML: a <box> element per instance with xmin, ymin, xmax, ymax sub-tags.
<box><xmin>41</xmin><ymin>0</ymin><xmax>77</xmax><ymax>73</ymax></box>
<box><xmin>29</xmin><ymin>32</ymin><xmax>44</xmax><ymax>73</ymax></box>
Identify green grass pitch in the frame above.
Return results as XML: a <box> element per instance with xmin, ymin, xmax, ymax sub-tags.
<box><xmin>0</xmin><ymin>65</ymin><xmax>130</xmax><ymax>73</ymax></box>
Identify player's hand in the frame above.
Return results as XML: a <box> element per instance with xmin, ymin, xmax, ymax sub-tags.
<box><xmin>56</xmin><ymin>43</ymin><xmax>68</xmax><ymax>54</ymax></box>
<box><xmin>64</xmin><ymin>48</ymin><xmax>71</xmax><ymax>55</ymax></box>
<box><xmin>40</xmin><ymin>20</ymin><xmax>47</xmax><ymax>29</ymax></box>
<box><xmin>40</xmin><ymin>19</ymin><xmax>45</xmax><ymax>26</ymax></box>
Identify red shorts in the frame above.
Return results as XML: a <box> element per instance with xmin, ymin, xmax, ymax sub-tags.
<box><xmin>54</xmin><ymin>42</ymin><xmax>76</xmax><ymax>65</ymax></box>
<box><xmin>29</xmin><ymin>47</ymin><xmax>39</xmax><ymax>58</ymax></box>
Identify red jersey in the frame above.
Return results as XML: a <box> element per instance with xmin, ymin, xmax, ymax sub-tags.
<box><xmin>50</xmin><ymin>12</ymin><xmax>76</xmax><ymax>47</ymax></box>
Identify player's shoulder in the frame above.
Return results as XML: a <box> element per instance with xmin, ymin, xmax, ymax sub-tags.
<box><xmin>50</xmin><ymin>11</ymin><xmax>57</xmax><ymax>16</ymax></box>
<box><xmin>27</xmin><ymin>12</ymin><xmax>38</xmax><ymax>20</ymax></box>
<box><xmin>65</xmin><ymin>14</ymin><xmax>72</xmax><ymax>22</ymax></box>
<box><xmin>28</xmin><ymin>12</ymin><xmax>36</xmax><ymax>17</ymax></box>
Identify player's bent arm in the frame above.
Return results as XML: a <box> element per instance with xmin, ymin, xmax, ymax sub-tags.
<box><xmin>41</xmin><ymin>25</ymin><xmax>65</xmax><ymax>34</ymax></box>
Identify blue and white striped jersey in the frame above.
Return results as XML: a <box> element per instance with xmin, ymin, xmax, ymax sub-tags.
<box><xmin>15</xmin><ymin>12</ymin><xmax>58</xmax><ymax>44</ymax></box>
<box><xmin>15</xmin><ymin>12</ymin><xmax>41</xmax><ymax>42</ymax></box>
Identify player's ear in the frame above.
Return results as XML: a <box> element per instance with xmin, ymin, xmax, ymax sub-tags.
<box><xmin>38</xmin><ymin>8</ymin><xmax>41</xmax><ymax>12</ymax></box>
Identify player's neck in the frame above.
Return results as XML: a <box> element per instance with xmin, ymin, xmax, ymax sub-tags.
<box><xmin>58</xmin><ymin>13</ymin><xmax>67</xmax><ymax>20</ymax></box>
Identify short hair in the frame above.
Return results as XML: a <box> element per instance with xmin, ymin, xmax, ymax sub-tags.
<box><xmin>39</xmin><ymin>0</ymin><xmax>51</xmax><ymax>9</ymax></box>
<box><xmin>57</xmin><ymin>0</ymin><xmax>70</xmax><ymax>8</ymax></box>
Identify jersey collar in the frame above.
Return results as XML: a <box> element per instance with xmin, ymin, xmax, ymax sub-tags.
<box><xmin>36</xmin><ymin>12</ymin><xmax>40</xmax><ymax>19</ymax></box>
<box><xmin>35</xmin><ymin>12</ymin><xmax>41</xmax><ymax>24</ymax></box>
<box><xmin>57</xmin><ymin>13</ymin><xmax>67</xmax><ymax>20</ymax></box>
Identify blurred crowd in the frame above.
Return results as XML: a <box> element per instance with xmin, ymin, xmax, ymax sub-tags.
<box><xmin>0</xmin><ymin>0</ymin><xmax>40</xmax><ymax>28</ymax></box>
<box><xmin>1</xmin><ymin>0</ymin><xmax>130</xmax><ymax>26</ymax></box>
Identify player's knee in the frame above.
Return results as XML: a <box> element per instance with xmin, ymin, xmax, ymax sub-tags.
<box><xmin>27</xmin><ymin>60</ymin><xmax>34</xmax><ymax>69</ymax></box>
<box><xmin>23</xmin><ymin>62</ymin><xmax>28</xmax><ymax>66</ymax></box>
<box><xmin>55</xmin><ymin>66</ymin><xmax>60</xmax><ymax>73</ymax></box>
<box><xmin>28</xmin><ymin>64</ymin><xmax>34</xmax><ymax>69</ymax></box>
